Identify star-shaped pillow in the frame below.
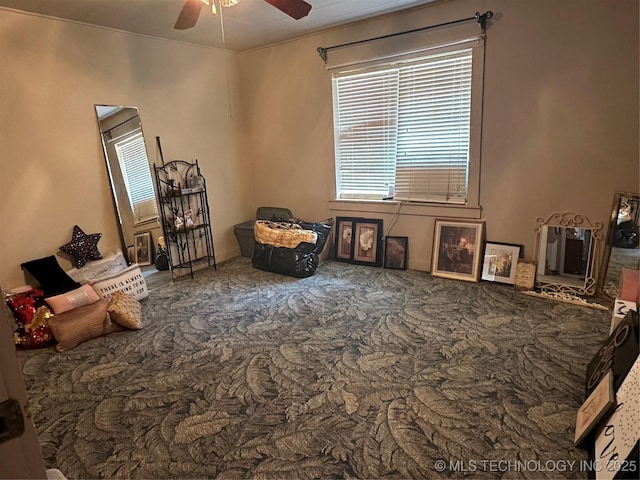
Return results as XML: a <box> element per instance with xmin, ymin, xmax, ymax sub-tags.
<box><xmin>60</xmin><ymin>225</ymin><xmax>103</xmax><ymax>268</ymax></box>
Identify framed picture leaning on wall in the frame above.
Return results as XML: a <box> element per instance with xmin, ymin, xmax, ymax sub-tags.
<box><xmin>134</xmin><ymin>231</ymin><xmax>152</xmax><ymax>266</ymax></box>
<box><xmin>334</xmin><ymin>217</ymin><xmax>358</xmax><ymax>262</ymax></box>
<box><xmin>431</xmin><ymin>219</ymin><xmax>485</xmax><ymax>282</ymax></box>
<box><xmin>353</xmin><ymin>219</ymin><xmax>383</xmax><ymax>266</ymax></box>
<box><xmin>384</xmin><ymin>236</ymin><xmax>408</xmax><ymax>270</ymax></box>
<box><xmin>481</xmin><ymin>242</ymin><xmax>523</xmax><ymax>285</ymax></box>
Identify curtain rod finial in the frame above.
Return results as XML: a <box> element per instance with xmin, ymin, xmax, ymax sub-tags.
<box><xmin>476</xmin><ymin>11</ymin><xmax>493</xmax><ymax>30</ymax></box>
<box><xmin>317</xmin><ymin>47</ymin><xmax>327</xmax><ymax>62</ymax></box>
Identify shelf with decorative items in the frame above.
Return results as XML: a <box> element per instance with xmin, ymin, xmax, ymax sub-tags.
<box><xmin>153</xmin><ymin>159</ymin><xmax>216</xmax><ymax>279</ymax></box>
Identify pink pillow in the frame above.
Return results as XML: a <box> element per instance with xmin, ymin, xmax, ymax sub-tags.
<box><xmin>45</xmin><ymin>284</ymin><xmax>100</xmax><ymax>314</ymax></box>
<box><xmin>619</xmin><ymin>269</ymin><xmax>640</xmax><ymax>304</ymax></box>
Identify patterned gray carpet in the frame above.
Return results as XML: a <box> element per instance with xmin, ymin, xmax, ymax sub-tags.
<box><xmin>17</xmin><ymin>257</ymin><xmax>611</xmax><ymax>479</ymax></box>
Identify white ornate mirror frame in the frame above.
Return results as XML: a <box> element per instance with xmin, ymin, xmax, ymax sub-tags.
<box><xmin>534</xmin><ymin>212</ymin><xmax>603</xmax><ymax>296</ymax></box>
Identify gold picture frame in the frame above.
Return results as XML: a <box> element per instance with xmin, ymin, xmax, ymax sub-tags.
<box><xmin>431</xmin><ymin>219</ymin><xmax>485</xmax><ymax>282</ymax></box>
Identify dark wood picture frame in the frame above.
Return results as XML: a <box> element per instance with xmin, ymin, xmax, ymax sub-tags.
<box><xmin>481</xmin><ymin>241</ymin><xmax>523</xmax><ymax>284</ymax></box>
<box><xmin>574</xmin><ymin>369</ymin><xmax>615</xmax><ymax>447</ymax></box>
<box><xmin>334</xmin><ymin>217</ymin><xmax>357</xmax><ymax>262</ymax></box>
<box><xmin>353</xmin><ymin>219</ymin><xmax>383</xmax><ymax>266</ymax></box>
<box><xmin>134</xmin><ymin>231</ymin><xmax>152</xmax><ymax>266</ymax></box>
<box><xmin>384</xmin><ymin>236</ymin><xmax>408</xmax><ymax>270</ymax></box>
<box><xmin>431</xmin><ymin>219</ymin><xmax>485</xmax><ymax>282</ymax></box>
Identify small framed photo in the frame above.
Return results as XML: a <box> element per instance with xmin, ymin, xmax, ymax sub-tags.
<box><xmin>134</xmin><ymin>231</ymin><xmax>152</xmax><ymax>266</ymax></box>
<box><xmin>353</xmin><ymin>219</ymin><xmax>383</xmax><ymax>266</ymax></box>
<box><xmin>574</xmin><ymin>369</ymin><xmax>615</xmax><ymax>447</ymax></box>
<box><xmin>514</xmin><ymin>259</ymin><xmax>537</xmax><ymax>291</ymax></box>
<box><xmin>384</xmin><ymin>236</ymin><xmax>408</xmax><ymax>270</ymax></box>
<box><xmin>334</xmin><ymin>217</ymin><xmax>357</xmax><ymax>262</ymax></box>
<box><xmin>431</xmin><ymin>219</ymin><xmax>485</xmax><ymax>282</ymax></box>
<box><xmin>481</xmin><ymin>242</ymin><xmax>523</xmax><ymax>284</ymax></box>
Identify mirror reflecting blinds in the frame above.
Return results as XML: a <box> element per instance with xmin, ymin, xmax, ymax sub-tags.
<box><xmin>114</xmin><ymin>132</ymin><xmax>159</xmax><ymax>224</ymax></box>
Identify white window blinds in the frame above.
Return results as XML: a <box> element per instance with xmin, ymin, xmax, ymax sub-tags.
<box><xmin>333</xmin><ymin>46</ymin><xmax>477</xmax><ymax>204</ymax></box>
<box><xmin>114</xmin><ymin>132</ymin><xmax>159</xmax><ymax>224</ymax></box>
<box><xmin>334</xmin><ymin>68</ymin><xmax>399</xmax><ymax>198</ymax></box>
<box><xmin>395</xmin><ymin>50</ymin><xmax>471</xmax><ymax>203</ymax></box>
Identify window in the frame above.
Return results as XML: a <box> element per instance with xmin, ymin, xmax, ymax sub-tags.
<box><xmin>333</xmin><ymin>43</ymin><xmax>483</xmax><ymax>205</ymax></box>
<box><xmin>114</xmin><ymin>132</ymin><xmax>158</xmax><ymax>224</ymax></box>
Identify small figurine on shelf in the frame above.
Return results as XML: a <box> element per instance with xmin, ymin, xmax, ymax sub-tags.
<box><xmin>155</xmin><ymin>236</ymin><xmax>169</xmax><ymax>271</ymax></box>
<box><xmin>187</xmin><ymin>173</ymin><xmax>205</xmax><ymax>192</ymax></box>
<box><xmin>165</xmin><ymin>179</ymin><xmax>181</xmax><ymax>197</ymax></box>
<box><xmin>184</xmin><ymin>209</ymin><xmax>194</xmax><ymax>228</ymax></box>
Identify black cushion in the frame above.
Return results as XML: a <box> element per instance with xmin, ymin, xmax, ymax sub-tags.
<box><xmin>21</xmin><ymin>256</ymin><xmax>81</xmax><ymax>296</ymax></box>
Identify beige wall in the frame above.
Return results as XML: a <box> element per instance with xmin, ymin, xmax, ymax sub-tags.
<box><xmin>0</xmin><ymin>0</ymin><xmax>638</xmax><ymax>288</ymax></box>
<box><xmin>0</xmin><ymin>9</ymin><xmax>251</xmax><ymax>289</ymax></box>
<box><xmin>239</xmin><ymin>0</ymin><xmax>639</xmax><ymax>270</ymax></box>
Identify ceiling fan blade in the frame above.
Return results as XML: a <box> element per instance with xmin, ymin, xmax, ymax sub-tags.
<box><xmin>264</xmin><ymin>0</ymin><xmax>312</xmax><ymax>20</ymax></box>
<box><xmin>174</xmin><ymin>0</ymin><xmax>204</xmax><ymax>30</ymax></box>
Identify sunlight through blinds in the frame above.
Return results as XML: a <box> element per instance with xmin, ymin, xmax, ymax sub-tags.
<box><xmin>115</xmin><ymin>132</ymin><xmax>159</xmax><ymax>224</ymax></box>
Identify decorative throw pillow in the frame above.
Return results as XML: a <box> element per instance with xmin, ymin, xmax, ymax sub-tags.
<box><xmin>90</xmin><ymin>264</ymin><xmax>149</xmax><ymax>301</ymax></box>
<box><xmin>45</xmin><ymin>284</ymin><xmax>100</xmax><ymax>314</ymax></box>
<box><xmin>60</xmin><ymin>225</ymin><xmax>103</xmax><ymax>268</ymax></box>
<box><xmin>48</xmin><ymin>299</ymin><xmax>122</xmax><ymax>352</ymax></box>
<box><xmin>108</xmin><ymin>291</ymin><xmax>143</xmax><ymax>329</ymax></box>
<box><xmin>66</xmin><ymin>250</ymin><xmax>128</xmax><ymax>284</ymax></box>
<box><xmin>6</xmin><ymin>288</ymin><xmax>55</xmax><ymax>349</ymax></box>
<box><xmin>5</xmin><ymin>288</ymin><xmax>45</xmax><ymax>326</ymax></box>
<box><xmin>13</xmin><ymin>322</ymin><xmax>55</xmax><ymax>350</ymax></box>
<box><xmin>20</xmin><ymin>256</ymin><xmax>81</xmax><ymax>296</ymax></box>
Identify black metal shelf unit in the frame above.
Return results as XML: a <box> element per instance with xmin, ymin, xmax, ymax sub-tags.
<box><xmin>154</xmin><ymin>160</ymin><xmax>216</xmax><ymax>279</ymax></box>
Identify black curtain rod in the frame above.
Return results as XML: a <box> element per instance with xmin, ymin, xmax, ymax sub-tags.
<box><xmin>317</xmin><ymin>11</ymin><xmax>493</xmax><ymax>62</ymax></box>
<box><xmin>103</xmin><ymin>115</ymin><xmax>139</xmax><ymax>135</ymax></box>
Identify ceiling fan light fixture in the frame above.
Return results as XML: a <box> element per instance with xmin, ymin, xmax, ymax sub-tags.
<box><xmin>176</xmin><ymin>0</ymin><xmax>310</xmax><ymax>31</ymax></box>
<box><xmin>200</xmin><ymin>0</ymin><xmax>217</xmax><ymax>15</ymax></box>
<box><xmin>200</xmin><ymin>0</ymin><xmax>239</xmax><ymax>13</ymax></box>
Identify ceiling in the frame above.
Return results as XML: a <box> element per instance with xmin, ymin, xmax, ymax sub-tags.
<box><xmin>0</xmin><ymin>0</ymin><xmax>436</xmax><ymax>51</ymax></box>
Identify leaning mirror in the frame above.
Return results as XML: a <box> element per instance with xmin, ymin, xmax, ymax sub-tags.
<box><xmin>597</xmin><ymin>191</ymin><xmax>640</xmax><ymax>298</ymax></box>
<box><xmin>95</xmin><ymin>105</ymin><xmax>160</xmax><ymax>264</ymax></box>
<box><xmin>534</xmin><ymin>213</ymin><xmax>602</xmax><ymax>296</ymax></box>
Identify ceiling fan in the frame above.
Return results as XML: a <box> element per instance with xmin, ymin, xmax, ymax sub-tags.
<box><xmin>174</xmin><ymin>0</ymin><xmax>312</xmax><ymax>30</ymax></box>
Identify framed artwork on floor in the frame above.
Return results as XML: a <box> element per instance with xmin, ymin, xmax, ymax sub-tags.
<box><xmin>574</xmin><ymin>370</ymin><xmax>615</xmax><ymax>447</ymax></box>
<box><xmin>514</xmin><ymin>259</ymin><xmax>537</xmax><ymax>291</ymax></box>
<box><xmin>481</xmin><ymin>242</ymin><xmax>523</xmax><ymax>285</ymax></box>
<box><xmin>384</xmin><ymin>236</ymin><xmax>408</xmax><ymax>270</ymax></box>
<box><xmin>334</xmin><ymin>217</ymin><xmax>357</xmax><ymax>262</ymax></box>
<box><xmin>431</xmin><ymin>219</ymin><xmax>485</xmax><ymax>282</ymax></box>
<box><xmin>353</xmin><ymin>219</ymin><xmax>383</xmax><ymax>266</ymax></box>
<box><xmin>134</xmin><ymin>231</ymin><xmax>152</xmax><ymax>266</ymax></box>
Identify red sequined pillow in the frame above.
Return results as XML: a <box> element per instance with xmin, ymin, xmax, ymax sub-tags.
<box><xmin>5</xmin><ymin>288</ymin><xmax>55</xmax><ymax>349</ymax></box>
